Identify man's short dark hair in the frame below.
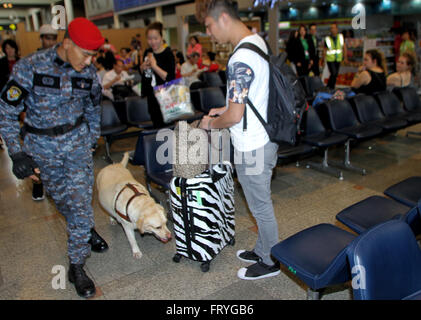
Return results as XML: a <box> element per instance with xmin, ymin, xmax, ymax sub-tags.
<box><xmin>114</xmin><ymin>59</ymin><xmax>124</xmax><ymax>66</ymax></box>
<box><xmin>196</xmin><ymin>0</ymin><xmax>240</xmax><ymax>23</ymax></box>
<box><xmin>189</xmin><ymin>52</ymin><xmax>200</xmax><ymax>58</ymax></box>
<box><xmin>309</xmin><ymin>23</ymin><xmax>317</xmax><ymax>29</ymax></box>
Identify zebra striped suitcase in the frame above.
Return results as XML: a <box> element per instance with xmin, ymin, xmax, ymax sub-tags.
<box><xmin>170</xmin><ymin>161</ymin><xmax>235</xmax><ymax>272</ymax></box>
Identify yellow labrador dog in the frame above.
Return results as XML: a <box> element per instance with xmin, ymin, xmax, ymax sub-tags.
<box><xmin>97</xmin><ymin>152</ymin><xmax>171</xmax><ymax>259</ymax></box>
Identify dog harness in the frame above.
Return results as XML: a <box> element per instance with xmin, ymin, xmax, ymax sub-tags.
<box><xmin>114</xmin><ymin>183</ymin><xmax>147</xmax><ymax>223</ymax></box>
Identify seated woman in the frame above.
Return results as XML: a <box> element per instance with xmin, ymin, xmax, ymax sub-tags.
<box><xmin>351</xmin><ymin>49</ymin><xmax>387</xmax><ymax>95</ymax></box>
<box><xmin>387</xmin><ymin>52</ymin><xmax>416</xmax><ymax>89</ymax></box>
<box><xmin>120</xmin><ymin>47</ymin><xmax>134</xmax><ymax>71</ymax></box>
<box><xmin>201</xmin><ymin>51</ymin><xmax>219</xmax><ymax>72</ymax></box>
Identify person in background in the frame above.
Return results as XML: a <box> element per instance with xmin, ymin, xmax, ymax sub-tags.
<box><xmin>101</xmin><ymin>38</ymin><xmax>117</xmax><ymax>54</ymax></box>
<box><xmin>94</xmin><ymin>57</ymin><xmax>106</xmax><ymax>83</ymax></box>
<box><xmin>131</xmin><ymin>33</ymin><xmax>142</xmax><ymax>51</ymax></box>
<box><xmin>140</xmin><ymin>22</ymin><xmax>175</xmax><ymax>128</ymax></box>
<box><xmin>387</xmin><ymin>52</ymin><xmax>417</xmax><ymax>88</ymax></box>
<box><xmin>102</xmin><ymin>59</ymin><xmax>133</xmax><ymax>101</ymax></box>
<box><xmin>351</xmin><ymin>49</ymin><xmax>387</xmax><ymax>95</ymax></box>
<box><xmin>187</xmin><ymin>35</ymin><xmax>203</xmax><ymax>59</ymax></box>
<box><xmin>129</xmin><ymin>43</ymin><xmax>141</xmax><ymax>71</ymax></box>
<box><xmin>322</xmin><ymin>23</ymin><xmax>348</xmax><ymax>90</ymax></box>
<box><xmin>307</xmin><ymin>23</ymin><xmax>320</xmax><ymax>76</ymax></box>
<box><xmin>102</xmin><ymin>50</ymin><xmax>116</xmax><ymax>71</ymax></box>
<box><xmin>286</xmin><ymin>29</ymin><xmax>298</xmax><ymax>69</ymax></box>
<box><xmin>0</xmin><ymin>33</ymin><xmax>3</xmax><ymax>58</ymax></box>
<box><xmin>400</xmin><ymin>29</ymin><xmax>415</xmax><ymax>57</ymax></box>
<box><xmin>174</xmin><ymin>51</ymin><xmax>185</xmax><ymax>79</ymax></box>
<box><xmin>39</xmin><ymin>24</ymin><xmax>58</xmax><ymax>50</ymax></box>
<box><xmin>201</xmin><ymin>51</ymin><xmax>219</xmax><ymax>72</ymax></box>
<box><xmin>0</xmin><ymin>39</ymin><xmax>20</xmax><ymax>92</ymax></box>
<box><xmin>291</xmin><ymin>25</ymin><xmax>313</xmax><ymax>77</ymax></box>
<box><xmin>120</xmin><ymin>47</ymin><xmax>134</xmax><ymax>71</ymax></box>
<box><xmin>181</xmin><ymin>51</ymin><xmax>204</xmax><ymax>88</ymax></box>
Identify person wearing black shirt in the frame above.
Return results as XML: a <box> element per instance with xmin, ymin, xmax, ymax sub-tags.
<box><xmin>140</xmin><ymin>22</ymin><xmax>175</xmax><ymax>128</ymax></box>
<box><xmin>351</xmin><ymin>49</ymin><xmax>387</xmax><ymax>95</ymax></box>
<box><xmin>291</xmin><ymin>25</ymin><xmax>313</xmax><ymax>77</ymax></box>
<box><xmin>307</xmin><ymin>23</ymin><xmax>320</xmax><ymax>76</ymax></box>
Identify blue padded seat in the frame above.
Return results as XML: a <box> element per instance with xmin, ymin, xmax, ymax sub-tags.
<box><xmin>271</xmin><ymin>224</ymin><xmax>356</xmax><ymax>292</ymax></box>
<box><xmin>393</xmin><ymin>87</ymin><xmax>421</xmax><ymax>113</ymax></box>
<box><xmin>324</xmin><ymin>99</ymin><xmax>383</xmax><ymax>140</ymax></box>
<box><xmin>143</xmin><ymin>132</ymin><xmax>173</xmax><ymax>192</ymax></box>
<box><xmin>336</xmin><ymin>196</ymin><xmax>411</xmax><ymax>234</ymax></box>
<box><xmin>384</xmin><ymin>176</ymin><xmax>421</xmax><ymax>208</ymax></box>
<box><xmin>349</xmin><ymin>94</ymin><xmax>407</xmax><ymax>132</ymax></box>
<box><xmin>303</xmin><ymin>107</ymin><xmax>349</xmax><ymax>148</ymax></box>
<box><xmin>147</xmin><ymin>170</ymin><xmax>173</xmax><ymax>190</ymax></box>
<box><xmin>347</xmin><ymin>220</ymin><xmax>421</xmax><ymax>300</ymax></box>
<box><xmin>302</xmin><ymin>107</ymin><xmax>348</xmax><ymax>180</ymax></box>
<box><xmin>277</xmin><ymin>143</ymin><xmax>315</xmax><ymax>160</ymax></box>
<box><xmin>373</xmin><ymin>91</ymin><xmax>412</xmax><ymax>125</ymax></box>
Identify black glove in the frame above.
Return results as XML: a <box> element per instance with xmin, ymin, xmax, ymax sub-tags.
<box><xmin>10</xmin><ymin>152</ymin><xmax>39</xmax><ymax>180</ymax></box>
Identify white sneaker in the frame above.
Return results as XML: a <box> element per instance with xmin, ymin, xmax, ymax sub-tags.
<box><xmin>237</xmin><ymin>261</ymin><xmax>280</xmax><ymax>280</ymax></box>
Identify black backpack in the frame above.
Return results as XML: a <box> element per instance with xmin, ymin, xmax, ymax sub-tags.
<box><xmin>231</xmin><ymin>42</ymin><xmax>308</xmax><ymax>146</ymax></box>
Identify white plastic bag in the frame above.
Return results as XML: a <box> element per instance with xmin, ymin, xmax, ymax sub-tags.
<box><xmin>153</xmin><ymin>78</ymin><xmax>195</xmax><ymax>124</ymax></box>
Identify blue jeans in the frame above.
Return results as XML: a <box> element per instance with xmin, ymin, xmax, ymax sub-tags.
<box><xmin>235</xmin><ymin>141</ymin><xmax>279</xmax><ymax>265</ymax></box>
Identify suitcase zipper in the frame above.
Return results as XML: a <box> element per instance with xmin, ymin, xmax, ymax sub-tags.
<box><xmin>180</xmin><ymin>178</ymin><xmax>194</xmax><ymax>259</ymax></box>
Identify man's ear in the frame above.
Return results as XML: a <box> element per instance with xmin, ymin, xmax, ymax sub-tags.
<box><xmin>62</xmin><ymin>38</ymin><xmax>72</xmax><ymax>50</ymax></box>
<box><xmin>219</xmin><ymin>12</ymin><xmax>229</xmax><ymax>26</ymax></box>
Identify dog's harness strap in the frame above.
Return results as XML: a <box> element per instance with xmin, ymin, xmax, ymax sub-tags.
<box><xmin>114</xmin><ymin>183</ymin><xmax>147</xmax><ymax>223</ymax></box>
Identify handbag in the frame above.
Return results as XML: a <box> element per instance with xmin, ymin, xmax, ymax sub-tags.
<box><xmin>153</xmin><ymin>78</ymin><xmax>195</xmax><ymax>124</ymax></box>
<box><xmin>173</xmin><ymin>120</ymin><xmax>208</xmax><ymax>179</ymax></box>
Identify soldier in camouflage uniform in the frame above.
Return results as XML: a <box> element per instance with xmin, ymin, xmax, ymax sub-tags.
<box><xmin>0</xmin><ymin>18</ymin><xmax>108</xmax><ymax>298</ymax></box>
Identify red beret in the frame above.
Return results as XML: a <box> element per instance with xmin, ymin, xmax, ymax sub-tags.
<box><xmin>68</xmin><ymin>17</ymin><xmax>104</xmax><ymax>50</ymax></box>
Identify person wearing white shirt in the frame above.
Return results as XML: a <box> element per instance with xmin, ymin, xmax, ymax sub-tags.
<box><xmin>102</xmin><ymin>59</ymin><xmax>132</xmax><ymax>101</ymax></box>
<box><xmin>180</xmin><ymin>51</ymin><xmax>203</xmax><ymax>88</ymax></box>
<box><xmin>199</xmin><ymin>0</ymin><xmax>280</xmax><ymax>281</ymax></box>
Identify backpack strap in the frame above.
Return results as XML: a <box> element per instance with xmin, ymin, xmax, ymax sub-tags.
<box><xmin>229</xmin><ymin>41</ymin><xmax>271</xmax><ymax>132</ymax></box>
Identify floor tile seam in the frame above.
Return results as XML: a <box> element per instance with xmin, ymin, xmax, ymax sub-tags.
<box><xmin>86</xmin><ymin>260</ymin><xmax>166</xmax><ymax>291</ymax></box>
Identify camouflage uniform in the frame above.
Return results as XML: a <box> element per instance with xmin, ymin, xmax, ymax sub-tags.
<box><xmin>0</xmin><ymin>44</ymin><xmax>102</xmax><ymax>265</ymax></box>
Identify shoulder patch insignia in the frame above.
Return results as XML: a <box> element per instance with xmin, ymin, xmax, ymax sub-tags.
<box><xmin>1</xmin><ymin>80</ymin><xmax>28</xmax><ymax>107</ymax></box>
<box><xmin>7</xmin><ymin>86</ymin><xmax>22</xmax><ymax>101</ymax></box>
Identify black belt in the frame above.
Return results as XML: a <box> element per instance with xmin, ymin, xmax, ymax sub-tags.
<box><xmin>24</xmin><ymin>116</ymin><xmax>84</xmax><ymax>137</ymax></box>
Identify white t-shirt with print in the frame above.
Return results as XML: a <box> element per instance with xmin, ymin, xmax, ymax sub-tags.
<box><xmin>226</xmin><ymin>34</ymin><xmax>269</xmax><ymax>152</ymax></box>
<box><xmin>102</xmin><ymin>69</ymin><xmax>131</xmax><ymax>100</ymax></box>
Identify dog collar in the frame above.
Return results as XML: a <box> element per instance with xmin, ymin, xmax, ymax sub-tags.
<box><xmin>114</xmin><ymin>183</ymin><xmax>147</xmax><ymax>223</ymax></box>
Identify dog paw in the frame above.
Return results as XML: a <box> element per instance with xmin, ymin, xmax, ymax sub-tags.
<box><xmin>133</xmin><ymin>251</ymin><xmax>143</xmax><ymax>259</ymax></box>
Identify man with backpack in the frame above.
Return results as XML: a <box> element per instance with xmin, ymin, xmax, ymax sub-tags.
<box><xmin>198</xmin><ymin>0</ymin><xmax>280</xmax><ymax>280</ymax></box>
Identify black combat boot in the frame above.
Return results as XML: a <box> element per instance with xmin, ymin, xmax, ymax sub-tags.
<box><xmin>68</xmin><ymin>264</ymin><xmax>96</xmax><ymax>298</ymax></box>
<box><xmin>88</xmin><ymin>228</ymin><xmax>108</xmax><ymax>253</ymax></box>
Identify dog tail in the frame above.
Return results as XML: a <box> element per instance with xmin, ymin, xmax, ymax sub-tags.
<box><xmin>121</xmin><ymin>152</ymin><xmax>130</xmax><ymax>168</ymax></box>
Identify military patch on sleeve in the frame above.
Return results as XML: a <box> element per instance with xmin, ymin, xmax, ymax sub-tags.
<box><xmin>1</xmin><ymin>80</ymin><xmax>29</xmax><ymax>107</ymax></box>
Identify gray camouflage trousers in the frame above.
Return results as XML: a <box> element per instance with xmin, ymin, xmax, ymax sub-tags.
<box><xmin>23</xmin><ymin>123</ymin><xmax>94</xmax><ymax>265</ymax></box>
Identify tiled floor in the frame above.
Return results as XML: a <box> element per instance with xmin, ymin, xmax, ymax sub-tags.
<box><xmin>1</xmin><ymin>123</ymin><xmax>421</xmax><ymax>300</ymax></box>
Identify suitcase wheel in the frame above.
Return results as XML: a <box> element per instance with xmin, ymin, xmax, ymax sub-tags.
<box><xmin>173</xmin><ymin>253</ymin><xmax>182</xmax><ymax>263</ymax></box>
<box><xmin>229</xmin><ymin>237</ymin><xmax>235</xmax><ymax>246</ymax></box>
<box><xmin>200</xmin><ymin>262</ymin><xmax>210</xmax><ymax>273</ymax></box>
